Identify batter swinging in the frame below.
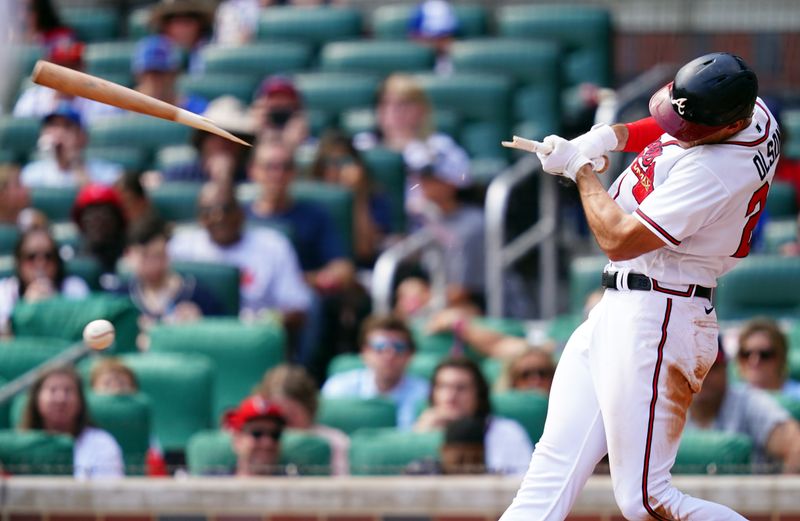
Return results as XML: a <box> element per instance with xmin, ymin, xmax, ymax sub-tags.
<box><xmin>500</xmin><ymin>53</ymin><xmax>778</xmax><ymax>520</ymax></box>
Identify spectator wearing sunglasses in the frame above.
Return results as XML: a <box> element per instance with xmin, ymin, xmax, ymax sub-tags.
<box><xmin>736</xmin><ymin>317</ymin><xmax>800</xmax><ymax>401</ymax></box>
<box><xmin>321</xmin><ymin>315</ymin><xmax>429</xmax><ymax>430</ymax></box>
<box><xmin>0</xmin><ymin>227</ymin><xmax>89</xmax><ymax>336</ymax></box>
<box><xmin>687</xmin><ymin>340</ymin><xmax>800</xmax><ymax>473</ymax></box>
<box><xmin>497</xmin><ymin>347</ymin><xmax>556</xmax><ymax>395</ymax></box>
<box><xmin>223</xmin><ymin>396</ymin><xmax>286</xmax><ymax>476</ymax></box>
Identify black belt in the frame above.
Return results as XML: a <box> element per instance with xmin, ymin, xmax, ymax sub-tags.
<box><xmin>601</xmin><ymin>271</ymin><xmax>713</xmax><ymax>300</ymax></box>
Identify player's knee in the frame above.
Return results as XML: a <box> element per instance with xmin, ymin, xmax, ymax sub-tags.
<box><xmin>616</xmin><ymin>497</ymin><xmax>653</xmax><ymax>521</ymax></box>
<box><xmin>615</xmin><ymin>485</ymin><xmax>675</xmax><ymax>521</ymax></box>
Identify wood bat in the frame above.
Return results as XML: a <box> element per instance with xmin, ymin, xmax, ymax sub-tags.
<box><xmin>31</xmin><ymin>60</ymin><xmax>251</xmax><ymax>147</ymax></box>
<box><xmin>502</xmin><ymin>135</ymin><xmax>608</xmax><ymax>172</ymax></box>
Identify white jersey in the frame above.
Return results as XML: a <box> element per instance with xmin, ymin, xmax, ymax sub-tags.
<box><xmin>607</xmin><ymin>98</ymin><xmax>780</xmax><ymax>287</ymax></box>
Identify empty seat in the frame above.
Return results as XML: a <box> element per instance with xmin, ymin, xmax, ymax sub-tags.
<box><xmin>0</xmin><ymin>430</ymin><xmax>74</xmax><ymax>475</ymax></box>
<box><xmin>0</xmin><ymin>116</ymin><xmax>40</xmax><ymax>164</ymax></box>
<box><xmin>294</xmin><ymin>73</ymin><xmax>380</xmax><ymax>116</ymax></box>
<box><xmin>148</xmin><ymin>182</ymin><xmax>202</xmax><ymax>222</ymax></box>
<box><xmin>64</xmin><ymin>256</ymin><xmax>104</xmax><ymax>291</ymax></box>
<box><xmin>316</xmin><ymin>397</ymin><xmax>397</xmax><ymax>435</ymax></box>
<box><xmin>762</xmin><ymin>218</ymin><xmax>797</xmax><ymax>254</ymax></box>
<box><xmin>203</xmin><ymin>42</ymin><xmax>313</xmax><ymax>77</ymax></box>
<box><xmin>414</xmin><ymin>73</ymin><xmax>513</xmax><ymax>127</ymax></box>
<box><xmin>372</xmin><ymin>4</ymin><xmax>488</xmax><ymax>39</ymax></box>
<box><xmin>170</xmin><ymin>261</ymin><xmax>241</xmax><ymax>317</ymax></box>
<box><xmin>349</xmin><ymin>427</ymin><xmax>442</xmax><ymax>475</ymax></box>
<box><xmin>29</xmin><ymin>187</ymin><xmax>77</xmax><ymax>221</ymax></box>
<box><xmin>0</xmin><ymin>337</ymin><xmax>73</xmax><ymax>382</ymax></box>
<box><xmin>0</xmin><ymin>224</ymin><xmax>19</xmax><ymax>256</ymax></box>
<box><xmin>569</xmin><ymin>255</ymin><xmax>608</xmax><ymax>315</ymax></box>
<box><xmin>120</xmin><ymin>352</ymin><xmax>215</xmax><ymax>452</ymax></box>
<box><xmin>674</xmin><ymin>430</ymin><xmax>752</xmax><ymax>474</ymax></box>
<box><xmin>320</xmin><ymin>41</ymin><xmax>435</xmax><ymax>76</ymax></box>
<box><xmin>767</xmin><ymin>181</ymin><xmax>797</xmax><ymax>219</ymax></box>
<box><xmin>148</xmin><ymin>318</ymin><xmax>285</xmax><ymax>420</ymax></box>
<box><xmin>491</xmin><ymin>391</ymin><xmax>548</xmax><ymax>445</ymax></box>
<box><xmin>61</xmin><ymin>7</ymin><xmax>120</xmax><ymax>43</ymax></box>
<box><xmin>290</xmin><ymin>181</ymin><xmax>354</xmax><ymax>257</ymax></box>
<box><xmin>716</xmin><ymin>255</ymin><xmax>800</xmax><ymax>320</ymax></box>
<box><xmin>177</xmin><ymin>73</ymin><xmax>260</xmax><ymax>105</ymax></box>
<box><xmin>84</xmin><ymin>41</ymin><xmax>138</xmax><ymax>77</ymax></box>
<box><xmin>86</xmin><ymin>392</ymin><xmax>152</xmax><ymax>475</ymax></box>
<box><xmin>127</xmin><ymin>7</ymin><xmax>153</xmax><ymax>39</ymax></box>
<box><xmin>257</xmin><ymin>7</ymin><xmax>363</xmax><ymax>45</ymax></box>
<box><xmin>89</xmin><ymin>114</ymin><xmax>191</xmax><ymax>150</ymax></box>
<box><xmin>85</xmin><ymin>146</ymin><xmax>149</xmax><ymax>173</ymax></box>
<box><xmin>360</xmin><ymin>147</ymin><xmax>406</xmax><ymax>231</ymax></box>
<box><xmin>155</xmin><ymin>144</ymin><xmax>199</xmax><ymax>172</ymax></box>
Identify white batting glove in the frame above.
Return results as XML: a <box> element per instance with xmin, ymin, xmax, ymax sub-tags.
<box><xmin>536</xmin><ymin>135</ymin><xmax>593</xmax><ymax>182</ymax></box>
<box><xmin>571</xmin><ymin>123</ymin><xmax>618</xmax><ymax>159</ymax></box>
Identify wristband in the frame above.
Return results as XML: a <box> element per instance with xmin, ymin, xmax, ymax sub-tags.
<box><xmin>623</xmin><ymin>117</ymin><xmax>664</xmax><ymax>153</ymax></box>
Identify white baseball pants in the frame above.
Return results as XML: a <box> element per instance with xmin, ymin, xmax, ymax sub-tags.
<box><xmin>499</xmin><ymin>288</ymin><xmax>747</xmax><ymax>520</ymax></box>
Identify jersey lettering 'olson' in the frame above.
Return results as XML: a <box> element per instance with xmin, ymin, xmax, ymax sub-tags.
<box><xmin>753</xmin><ymin>128</ymin><xmax>781</xmax><ymax>181</ymax></box>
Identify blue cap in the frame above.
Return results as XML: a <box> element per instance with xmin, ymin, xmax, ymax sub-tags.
<box><xmin>132</xmin><ymin>35</ymin><xmax>180</xmax><ymax>75</ymax></box>
<box><xmin>408</xmin><ymin>0</ymin><xmax>459</xmax><ymax>38</ymax></box>
<box><xmin>43</xmin><ymin>101</ymin><xmax>83</xmax><ymax>129</ymax></box>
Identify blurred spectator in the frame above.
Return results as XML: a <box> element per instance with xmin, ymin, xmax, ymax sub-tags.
<box><xmin>133</xmin><ymin>35</ymin><xmax>208</xmax><ymax>114</ymax></box>
<box><xmin>257</xmin><ymin>364</ymin><xmax>350</xmax><ymax>475</ymax></box>
<box><xmin>0</xmin><ymin>165</ymin><xmax>31</xmax><ymax>225</ymax></box>
<box><xmin>394</xmin><ymin>274</ymin><xmax>432</xmax><ymax>320</ymax></box>
<box><xmin>223</xmin><ymin>395</ymin><xmax>286</xmax><ymax>476</ymax></box>
<box><xmin>353</xmin><ymin>73</ymin><xmax>469</xmax><ymax>218</ymax></box>
<box><xmin>90</xmin><ymin>358</ymin><xmax>138</xmax><ymax>395</ymax></box>
<box><xmin>496</xmin><ymin>347</ymin><xmax>556</xmax><ymax>394</ymax></box>
<box><xmin>407</xmin><ymin>0</ymin><xmax>458</xmax><ymax>75</ymax></box>
<box><xmin>405</xmin><ymin>416</ymin><xmax>487</xmax><ymax>475</ymax></box>
<box><xmin>121</xmin><ymin>214</ymin><xmax>221</xmax><ymax>349</ymax></box>
<box><xmin>426</xmin><ymin>306</ymin><xmax>531</xmax><ymax>359</ymax></box>
<box><xmin>736</xmin><ymin>317</ymin><xmax>800</xmax><ymax>400</ymax></box>
<box><xmin>21</xmin><ymin>104</ymin><xmax>123</xmax><ymax>189</ymax></box>
<box><xmin>213</xmin><ymin>0</ymin><xmax>263</xmax><ymax>46</ymax></box>
<box><xmin>115</xmin><ymin>172</ymin><xmax>155</xmax><ymax>225</ymax></box>
<box><xmin>250</xmin><ymin>76</ymin><xmax>310</xmax><ymax>151</ymax></box>
<box><xmin>72</xmin><ymin>184</ymin><xmax>128</xmax><ymax>279</ymax></box>
<box><xmin>168</xmin><ymin>181</ymin><xmax>312</xmax><ymax>319</ymax></box>
<box><xmin>687</xmin><ymin>344</ymin><xmax>800</xmax><ymax>473</ymax></box>
<box><xmin>0</xmin><ymin>228</ymin><xmax>89</xmax><ymax>336</ymax></box>
<box><xmin>19</xmin><ymin>366</ymin><xmax>124</xmax><ymax>478</ymax></box>
<box><xmin>322</xmin><ymin>314</ymin><xmax>429</xmax><ymax>430</ymax></box>
<box><xmin>161</xmin><ymin>96</ymin><xmax>255</xmax><ymax>184</ymax></box>
<box><xmin>23</xmin><ymin>0</ymin><xmax>75</xmax><ymax>48</ymax></box>
<box><xmin>414</xmin><ymin>357</ymin><xmax>532</xmax><ymax>475</ymax></box>
<box><xmin>311</xmin><ymin>131</ymin><xmax>393</xmax><ymax>266</ymax></box>
<box><xmin>780</xmin><ymin>214</ymin><xmax>800</xmax><ymax>257</ymax></box>
<box><xmin>150</xmin><ymin>0</ymin><xmax>215</xmax><ymax>74</ymax></box>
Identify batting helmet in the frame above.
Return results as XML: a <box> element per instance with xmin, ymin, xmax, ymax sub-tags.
<box><xmin>649</xmin><ymin>52</ymin><xmax>758</xmax><ymax>142</ymax></box>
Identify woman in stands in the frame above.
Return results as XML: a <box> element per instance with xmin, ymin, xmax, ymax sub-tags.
<box><xmin>19</xmin><ymin>366</ymin><xmax>124</xmax><ymax>478</ymax></box>
<box><xmin>737</xmin><ymin>317</ymin><xmax>800</xmax><ymax>401</ymax></box>
<box><xmin>0</xmin><ymin>227</ymin><xmax>89</xmax><ymax>337</ymax></box>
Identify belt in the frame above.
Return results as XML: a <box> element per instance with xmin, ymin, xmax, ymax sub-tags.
<box><xmin>601</xmin><ymin>271</ymin><xmax>713</xmax><ymax>300</ymax></box>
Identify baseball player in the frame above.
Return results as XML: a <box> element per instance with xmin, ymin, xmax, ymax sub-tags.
<box><xmin>501</xmin><ymin>52</ymin><xmax>777</xmax><ymax>520</ymax></box>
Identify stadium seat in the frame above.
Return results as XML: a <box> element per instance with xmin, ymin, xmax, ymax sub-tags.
<box><xmin>13</xmin><ymin>44</ymin><xmax>45</xmax><ymax>78</ymax></box>
<box><xmin>61</xmin><ymin>7</ymin><xmax>120</xmax><ymax>43</ymax></box>
<box><xmin>408</xmin><ymin>352</ymin><xmax>443</xmax><ymax>381</ymax></box>
<box><xmin>85</xmin><ymin>392</ymin><xmax>151</xmax><ymax>475</ymax></box>
<box><xmin>127</xmin><ymin>7</ymin><xmax>153</xmax><ymax>39</ymax></box>
<box><xmin>767</xmin><ymin>181</ymin><xmax>797</xmax><ymax>219</ymax></box>
<box><xmin>170</xmin><ymin>261</ymin><xmax>241</xmax><ymax>316</ymax></box>
<box><xmin>569</xmin><ymin>255</ymin><xmax>608</xmax><ymax>315</ymax></box>
<box><xmin>326</xmin><ymin>353</ymin><xmax>363</xmax><ymax>377</ymax></box>
<box><xmin>0</xmin><ymin>377</ymin><xmax>7</xmax><ymax>429</ymax></box>
<box><xmin>360</xmin><ymin>147</ymin><xmax>406</xmax><ymax>231</ymax></box>
<box><xmin>257</xmin><ymin>7</ymin><xmax>363</xmax><ymax>45</ymax></box>
<box><xmin>89</xmin><ymin>114</ymin><xmax>192</xmax><ymax>150</ymax></box>
<box><xmin>547</xmin><ymin>313</ymin><xmax>583</xmax><ymax>346</ymax></box>
<box><xmin>674</xmin><ymin>430</ymin><xmax>752</xmax><ymax>474</ymax></box>
<box><xmin>459</xmin><ymin>120</ymin><xmax>508</xmax><ymax>160</ymax></box>
<box><xmin>294</xmin><ymin>73</ymin><xmax>380</xmax><ymax>118</ymax></box>
<box><xmin>0</xmin><ymin>116</ymin><xmax>40</xmax><ymax>164</ymax></box>
<box><xmin>0</xmin><ymin>430</ymin><xmax>74</xmax><ymax>475</ymax></box>
<box><xmin>29</xmin><ymin>186</ymin><xmax>77</xmax><ymax>221</ymax></box>
<box><xmin>496</xmin><ymin>5</ymin><xmax>613</xmax><ymax>88</ymax></box>
<box><xmin>85</xmin><ymin>146</ymin><xmax>149</xmax><ymax>173</ymax></box>
<box><xmin>782</xmin><ymin>109</ymin><xmax>800</xmax><ymax>158</ymax></box>
<box><xmin>154</xmin><ymin>144</ymin><xmax>199</xmax><ymax>172</ymax></box>
<box><xmin>491</xmin><ymin>391</ymin><xmax>547</xmax><ymax>445</ymax></box>
<box><xmin>715</xmin><ymin>255</ymin><xmax>800</xmax><ymax>320</ymax></box>
<box><xmin>413</xmin><ymin>73</ymin><xmax>513</xmax><ymax>128</ymax></box>
<box><xmin>11</xmin><ymin>294</ymin><xmax>140</xmax><ymax>354</ymax></box>
<box><xmin>320</xmin><ymin>41</ymin><xmax>435</xmax><ymax>76</ymax></box>
<box><xmin>0</xmin><ymin>337</ymin><xmax>73</xmax><ymax>383</ymax></box>
<box><xmin>202</xmin><ymin>42</ymin><xmax>313</xmax><ymax>78</ymax></box>
<box><xmin>186</xmin><ymin>429</ymin><xmax>332</xmax><ymax>476</ymax></box>
<box><xmin>349</xmin><ymin>428</ymin><xmax>442</xmax><ymax>475</ymax></box>
<box><xmin>0</xmin><ymin>224</ymin><xmax>19</xmax><ymax>256</ymax></box>
<box><xmin>148</xmin><ymin>318</ymin><xmax>286</xmax><ymax>420</ymax></box>
<box><xmin>371</xmin><ymin>4</ymin><xmax>488</xmax><ymax>39</ymax></box>
<box><xmin>290</xmin><ymin>181</ymin><xmax>354</xmax><ymax>257</ymax></box>
<box><xmin>762</xmin><ymin>219</ymin><xmax>797</xmax><ymax>254</ymax></box>
<box><xmin>64</xmin><ymin>256</ymin><xmax>104</xmax><ymax>291</ymax></box>
<box><xmin>316</xmin><ymin>397</ymin><xmax>397</xmax><ymax>435</ymax></box>
<box><xmin>120</xmin><ymin>352</ymin><xmax>214</xmax><ymax>452</ymax></box>
<box><xmin>177</xmin><ymin>73</ymin><xmax>260</xmax><ymax>105</ymax></box>
<box><xmin>84</xmin><ymin>41</ymin><xmax>137</xmax><ymax>77</ymax></box>
<box><xmin>148</xmin><ymin>182</ymin><xmax>202</xmax><ymax>222</ymax></box>
<box><xmin>481</xmin><ymin>357</ymin><xmax>503</xmax><ymax>386</ymax></box>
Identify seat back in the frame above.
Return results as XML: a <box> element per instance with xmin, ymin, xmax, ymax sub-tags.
<box><xmin>414</xmin><ymin>73</ymin><xmax>513</xmax><ymax>131</ymax></box>
<box><xmin>716</xmin><ymin>255</ymin><xmax>800</xmax><ymax>320</ymax></box>
<box><xmin>361</xmin><ymin>147</ymin><xmax>405</xmax><ymax>232</ymax></box>
<box><xmin>491</xmin><ymin>391</ymin><xmax>548</xmax><ymax>445</ymax></box>
<box><xmin>767</xmin><ymin>181</ymin><xmax>798</xmax><ymax>219</ymax></box>
<box><xmin>349</xmin><ymin>428</ymin><xmax>442</xmax><ymax>475</ymax></box>
<box><xmin>84</xmin><ymin>41</ymin><xmax>137</xmax><ymax>77</ymax></box>
<box><xmin>88</xmin><ymin>114</ymin><xmax>192</xmax><ymax>150</ymax></box>
<box><xmin>61</xmin><ymin>7</ymin><xmax>120</xmax><ymax>43</ymax></box>
<box><xmin>149</xmin><ymin>182</ymin><xmax>203</xmax><ymax>223</ymax></box>
<box><xmin>178</xmin><ymin>73</ymin><xmax>260</xmax><ymax>105</ymax></box>
<box><xmin>29</xmin><ymin>186</ymin><xmax>78</xmax><ymax>221</ymax></box>
<box><xmin>371</xmin><ymin>4</ymin><xmax>488</xmax><ymax>40</ymax></box>
<box><xmin>0</xmin><ymin>116</ymin><xmax>40</xmax><ymax>164</ymax></box>
<box><xmin>202</xmin><ymin>42</ymin><xmax>313</xmax><ymax>78</ymax></box>
<box><xmin>0</xmin><ymin>224</ymin><xmax>19</xmax><ymax>256</ymax></box>
<box><xmin>316</xmin><ymin>397</ymin><xmax>397</xmax><ymax>435</ymax></box>
<box><xmin>257</xmin><ymin>7</ymin><xmax>363</xmax><ymax>45</ymax></box>
<box><xmin>290</xmin><ymin>181</ymin><xmax>354</xmax><ymax>257</ymax></box>
<box><xmin>294</xmin><ymin>73</ymin><xmax>380</xmax><ymax>123</ymax></box>
<box><xmin>674</xmin><ymin>430</ymin><xmax>753</xmax><ymax>474</ymax></box>
<box><xmin>321</xmin><ymin>41</ymin><xmax>435</xmax><ymax>76</ymax></box>
<box><xmin>0</xmin><ymin>337</ymin><xmax>77</xmax><ymax>383</ymax></box>
<box><xmin>170</xmin><ymin>261</ymin><xmax>241</xmax><ymax>316</ymax></box>
<box><xmin>0</xmin><ymin>429</ymin><xmax>74</xmax><ymax>475</ymax></box>
<box><xmin>86</xmin><ymin>392</ymin><xmax>151</xmax><ymax>475</ymax></box>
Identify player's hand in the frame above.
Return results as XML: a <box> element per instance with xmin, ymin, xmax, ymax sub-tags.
<box><xmin>537</xmin><ymin>135</ymin><xmax>593</xmax><ymax>182</ymax></box>
<box><xmin>571</xmin><ymin>124</ymin><xmax>618</xmax><ymax>170</ymax></box>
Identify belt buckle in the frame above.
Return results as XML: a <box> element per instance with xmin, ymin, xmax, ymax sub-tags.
<box><xmin>614</xmin><ymin>268</ymin><xmax>633</xmax><ymax>291</ymax></box>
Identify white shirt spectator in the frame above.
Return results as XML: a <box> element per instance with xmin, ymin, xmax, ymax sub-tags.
<box><xmin>214</xmin><ymin>0</ymin><xmax>260</xmax><ymax>45</ymax></box>
<box><xmin>73</xmin><ymin>427</ymin><xmax>125</xmax><ymax>479</ymax></box>
<box><xmin>485</xmin><ymin>416</ymin><xmax>533</xmax><ymax>475</ymax></box>
<box><xmin>21</xmin><ymin>158</ymin><xmax>123</xmax><ymax>189</ymax></box>
<box><xmin>0</xmin><ymin>275</ymin><xmax>90</xmax><ymax>334</ymax></box>
<box><xmin>168</xmin><ymin>227</ymin><xmax>312</xmax><ymax>314</ymax></box>
<box><xmin>14</xmin><ymin>87</ymin><xmax>123</xmax><ymax>124</ymax></box>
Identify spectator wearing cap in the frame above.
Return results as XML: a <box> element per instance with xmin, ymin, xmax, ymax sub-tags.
<box><xmin>72</xmin><ymin>184</ymin><xmax>128</xmax><ymax>280</ymax></box>
<box><xmin>21</xmin><ymin>103</ymin><xmax>123</xmax><ymax>189</ymax></box>
<box><xmin>150</xmin><ymin>0</ymin><xmax>215</xmax><ymax>74</ymax></box>
<box><xmin>24</xmin><ymin>0</ymin><xmax>74</xmax><ymax>49</ymax></box>
<box><xmin>223</xmin><ymin>396</ymin><xmax>286</xmax><ymax>476</ymax></box>
<box><xmin>686</xmin><ymin>340</ymin><xmax>800</xmax><ymax>473</ymax></box>
<box><xmin>250</xmin><ymin>75</ymin><xmax>311</xmax><ymax>151</ymax></box>
<box><xmin>736</xmin><ymin>317</ymin><xmax>800</xmax><ymax>401</ymax></box>
<box><xmin>133</xmin><ymin>35</ymin><xmax>208</xmax><ymax>115</ymax></box>
<box><xmin>408</xmin><ymin>0</ymin><xmax>458</xmax><ymax>76</ymax></box>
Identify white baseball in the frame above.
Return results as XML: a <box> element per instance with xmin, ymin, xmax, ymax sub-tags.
<box><xmin>82</xmin><ymin>319</ymin><xmax>116</xmax><ymax>351</ymax></box>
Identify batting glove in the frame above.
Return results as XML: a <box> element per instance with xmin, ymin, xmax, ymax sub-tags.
<box><xmin>571</xmin><ymin>123</ymin><xmax>618</xmax><ymax>159</ymax></box>
<box><xmin>537</xmin><ymin>135</ymin><xmax>593</xmax><ymax>182</ymax></box>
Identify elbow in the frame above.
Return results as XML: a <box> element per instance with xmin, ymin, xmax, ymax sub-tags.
<box><xmin>605</xmin><ymin>248</ymin><xmax>637</xmax><ymax>262</ymax></box>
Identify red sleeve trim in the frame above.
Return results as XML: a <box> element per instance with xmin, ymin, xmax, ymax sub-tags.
<box><xmin>635</xmin><ymin>208</ymin><xmax>681</xmax><ymax>246</ymax></box>
<box><xmin>624</xmin><ymin>117</ymin><xmax>664</xmax><ymax>153</ymax></box>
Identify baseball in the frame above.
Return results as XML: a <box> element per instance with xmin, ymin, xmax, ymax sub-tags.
<box><xmin>82</xmin><ymin>319</ymin><xmax>116</xmax><ymax>351</ymax></box>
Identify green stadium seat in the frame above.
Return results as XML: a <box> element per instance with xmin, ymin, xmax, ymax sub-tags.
<box><xmin>11</xmin><ymin>294</ymin><xmax>140</xmax><ymax>354</ymax></box>
<box><xmin>497</xmin><ymin>5</ymin><xmax>613</xmax><ymax>88</ymax></box>
<box><xmin>317</xmin><ymin>397</ymin><xmax>397</xmax><ymax>435</ymax></box>
<box><xmin>326</xmin><ymin>353</ymin><xmax>363</xmax><ymax>377</ymax></box>
<box><xmin>371</xmin><ymin>4</ymin><xmax>488</xmax><ymax>39</ymax></box>
<box><xmin>481</xmin><ymin>357</ymin><xmax>503</xmax><ymax>386</ymax></box>
<box><xmin>120</xmin><ymin>352</ymin><xmax>214</xmax><ymax>451</ymax></box>
<box><xmin>12</xmin><ymin>44</ymin><xmax>45</xmax><ymax>78</ymax></box>
<box><xmin>715</xmin><ymin>255</ymin><xmax>800</xmax><ymax>320</ymax></box>
<box><xmin>127</xmin><ymin>7</ymin><xmax>153</xmax><ymax>39</ymax></box>
<box><xmin>170</xmin><ymin>261</ymin><xmax>241</xmax><ymax>316</ymax></box>
<box><xmin>294</xmin><ymin>73</ymin><xmax>380</xmax><ymax>117</ymax></box>
<box><xmin>0</xmin><ymin>337</ymin><xmax>73</xmax><ymax>383</ymax></box>
<box><xmin>0</xmin><ymin>430</ymin><xmax>74</xmax><ymax>475</ymax></box>
<box><xmin>767</xmin><ymin>181</ymin><xmax>797</xmax><ymax>219</ymax></box>
<box><xmin>202</xmin><ymin>42</ymin><xmax>313</xmax><ymax>77</ymax></box>
<box><xmin>361</xmin><ymin>147</ymin><xmax>405</xmax><ymax>231</ymax></box>
<box><xmin>86</xmin><ymin>392</ymin><xmax>152</xmax><ymax>475</ymax></box>
<box><xmin>148</xmin><ymin>318</ymin><xmax>285</xmax><ymax>420</ymax></box>
<box><xmin>320</xmin><ymin>41</ymin><xmax>435</xmax><ymax>76</ymax></box>
<box><xmin>0</xmin><ymin>256</ymin><xmax>12</xmax><ymax>279</ymax></box>
<box><xmin>459</xmin><ymin>120</ymin><xmax>507</xmax><ymax>160</ymax></box>
<box><xmin>148</xmin><ymin>182</ymin><xmax>202</xmax><ymax>222</ymax></box>
<box><xmin>86</xmin><ymin>146</ymin><xmax>149</xmax><ymax>173</ymax></box>
<box><xmin>408</xmin><ymin>352</ymin><xmax>443</xmax><ymax>381</ymax></box>
<box><xmin>257</xmin><ymin>7</ymin><xmax>363</xmax><ymax>45</ymax></box>
<box><xmin>569</xmin><ymin>255</ymin><xmax>608</xmax><ymax>315</ymax></box>
<box><xmin>782</xmin><ymin>109</ymin><xmax>800</xmax><ymax>158</ymax></box>
<box><xmin>61</xmin><ymin>7</ymin><xmax>120</xmax><ymax>43</ymax></box>
<box><xmin>178</xmin><ymin>73</ymin><xmax>260</xmax><ymax>105</ymax></box>
<box><xmin>0</xmin><ymin>224</ymin><xmax>19</xmax><ymax>256</ymax></box>
<box><xmin>155</xmin><ymin>144</ymin><xmax>199</xmax><ymax>172</ymax></box>
<box><xmin>0</xmin><ymin>377</ymin><xmax>8</xmax><ymax>429</ymax></box>
<box><xmin>84</xmin><ymin>41</ymin><xmax>137</xmax><ymax>77</ymax></box>
<box><xmin>775</xmin><ymin>394</ymin><xmax>800</xmax><ymax>422</ymax></box>
<box><xmin>0</xmin><ymin>116</ymin><xmax>40</xmax><ymax>164</ymax></box>
<box><xmin>547</xmin><ymin>313</ymin><xmax>583</xmax><ymax>346</ymax></box>
<box><xmin>674</xmin><ymin>430</ymin><xmax>752</xmax><ymax>474</ymax></box>
<box><xmin>186</xmin><ymin>429</ymin><xmax>332</xmax><ymax>476</ymax></box>
<box><xmin>290</xmin><ymin>181</ymin><xmax>354</xmax><ymax>256</ymax></box>
<box><xmin>89</xmin><ymin>114</ymin><xmax>192</xmax><ymax>150</ymax></box>
<box><xmin>491</xmin><ymin>391</ymin><xmax>547</xmax><ymax>445</ymax></box>
<box><xmin>349</xmin><ymin>428</ymin><xmax>442</xmax><ymax>475</ymax></box>
<box><xmin>65</xmin><ymin>256</ymin><xmax>104</xmax><ymax>291</ymax></box>
<box><xmin>763</xmin><ymin>218</ymin><xmax>797</xmax><ymax>254</ymax></box>
<box><xmin>29</xmin><ymin>186</ymin><xmax>77</xmax><ymax>221</ymax></box>
<box><xmin>413</xmin><ymin>73</ymin><xmax>513</xmax><ymax>127</ymax></box>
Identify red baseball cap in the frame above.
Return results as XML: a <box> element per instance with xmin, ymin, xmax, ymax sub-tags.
<box><xmin>223</xmin><ymin>396</ymin><xmax>285</xmax><ymax>432</ymax></box>
<box><xmin>255</xmin><ymin>75</ymin><xmax>301</xmax><ymax>102</ymax></box>
<box><xmin>71</xmin><ymin>184</ymin><xmax>126</xmax><ymax>225</ymax></box>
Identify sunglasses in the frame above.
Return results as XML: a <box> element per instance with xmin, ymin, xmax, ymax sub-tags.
<box><xmin>368</xmin><ymin>337</ymin><xmax>410</xmax><ymax>353</ymax></box>
<box><xmin>22</xmin><ymin>251</ymin><xmax>56</xmax><ymax>263</ymax></box>
<box><xmin>737</xmin><ymin>349</ymin><xmax>778</xmax><ymax>363</ymax></box>
<box><xmin>199</xmin><ymin>202</ymin><xmax>237</xmax><ymax>218</ymax></box>
<box><xmin>244</xmin><ymin>428</ymin><xmax>283</xmax><ymax>441</ymax></box>
<box><xmin>515</xmin><ymin>367</ymin><xmax>554</xmax><ymax>381</ymax></box>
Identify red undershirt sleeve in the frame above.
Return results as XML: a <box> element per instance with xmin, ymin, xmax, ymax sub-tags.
<box><xmin>623</xmin><ymin>117</ymin><xmax>665</xmax><ymax>153</ymax></box>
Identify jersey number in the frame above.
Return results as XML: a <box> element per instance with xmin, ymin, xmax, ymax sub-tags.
<box><xmin>732</xmin><ymin>182</ymin><xmax>770</xmax><ymax>258</ymax></box>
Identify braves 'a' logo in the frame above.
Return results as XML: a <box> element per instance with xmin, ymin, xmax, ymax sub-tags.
<box><xmin>631</xmin><ymin>141</ymin><xmax>664</xmax><ymax>203</ymax></box>
<box><xmin>671</xmin><ymin>97</ymin><xmax>688</xmax><ymax>115</ymax></box>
